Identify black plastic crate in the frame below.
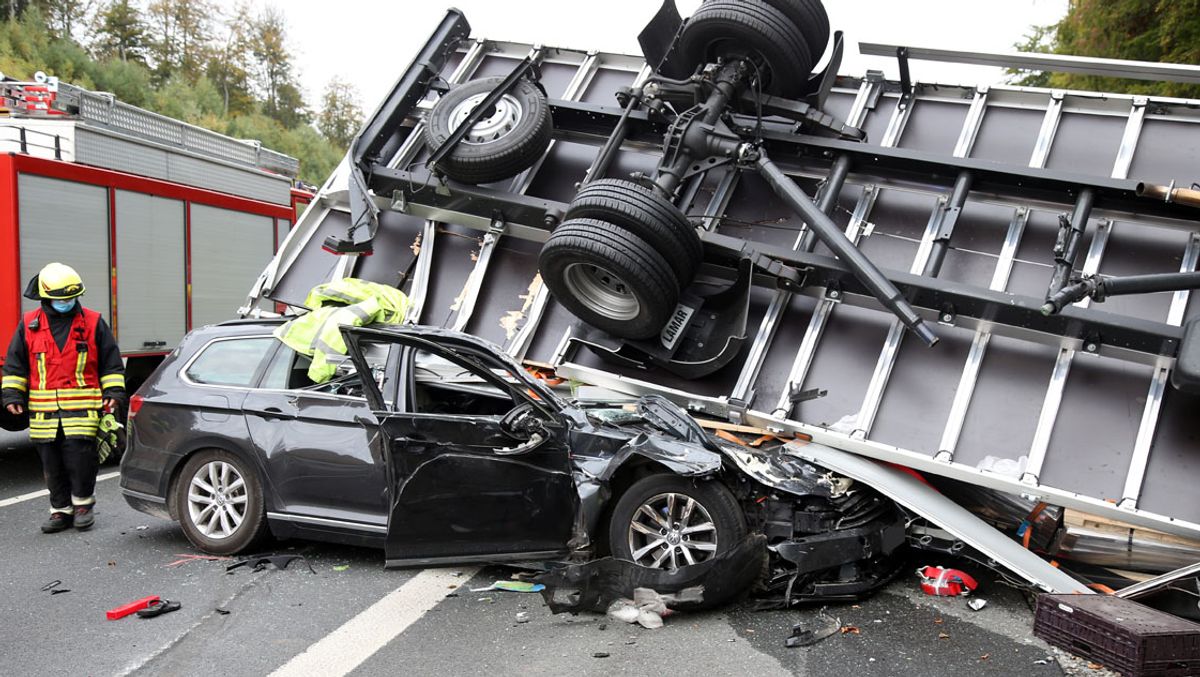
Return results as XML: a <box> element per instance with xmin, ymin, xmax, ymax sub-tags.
<box><xmin>1034</xmin><ymin>594</ymin><xmax>1200</xmax><ymax>677</ymax></box>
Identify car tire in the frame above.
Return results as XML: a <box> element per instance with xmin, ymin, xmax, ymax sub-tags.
<box><xmin>539</xmin><ymin>218</ymin><xmax>680</xmax><ymax>340</ymax></box>
<box><xmin>679</xmin><ymin>0</ymin><xmax>813</xmax><ymax>99</ymax></box>
<box><xmin>761</xmin><ymin>0</ymin><xmax>830</xmax><ymax>64</ymax></box>
<box><xmin>608</xmin><ymin>474</ymin><xmax>747</xmax><ymax>569</ymax></box>
<box><xmin>423</xmin><ymin>76</ymin><xmax>553</xmax><ymax>184</ymax></box>
<box><xmin>565</xmin><ymin>179</ymin><xmax>703</xmax><ymax>286</ymax></box>
<box><xmin>173</xmin><ymin>449</ymin><xmax>269</xmax><ymax>556</ymax></box>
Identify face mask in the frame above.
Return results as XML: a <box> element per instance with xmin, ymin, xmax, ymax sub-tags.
<box><xmin>50</xmin><ymin>299</ymin><xmax>76</xmax><ymax>313</ymax></box>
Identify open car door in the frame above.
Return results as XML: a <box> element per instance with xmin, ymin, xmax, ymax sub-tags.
<box><xmin>344</xmin><ymin>326</ymin><xmax>578</xmax><ymax>567</ymax></box>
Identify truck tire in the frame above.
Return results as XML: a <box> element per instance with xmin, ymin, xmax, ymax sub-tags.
<box><xmin>539</xmin><ymin>218</ymin><xmax>679</xmax><ymax>340</ymax></box>
<box><xmin>565</xmin><ymin>179</ymin><xmax>703</xmax><ymax>286</ymax></box>
<box><xmin>761</xmin><ymin>0</ymin><xmax>830</xmax><ymax>64</ymax></box>
<box><xmin>679</xmin><ymin>0</ymin><xmax>813</xmax><ymax>99</ymax></box>
<box><xmin>608</xmin><ymin>474</ymin><xmax>747</xmax><ymax>570</ymax></box>
<box><xmin>424</xmin><ymin>76</ymin><xmax>553</xmax><ymax>184</ymax></box>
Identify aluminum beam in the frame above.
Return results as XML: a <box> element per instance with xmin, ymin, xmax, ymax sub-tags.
<box><xmin>859</xmin><ymin>42</ymin><xmax>1200</xmax><ymax>86</ymax></box>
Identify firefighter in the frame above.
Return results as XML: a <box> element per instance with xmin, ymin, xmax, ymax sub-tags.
<box><xmin>1</xmin><ymin>263</ymin><xmax>125</xmax><ymax>533</ymax></box>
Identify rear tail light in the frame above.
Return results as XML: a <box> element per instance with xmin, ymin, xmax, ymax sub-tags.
<box><xmin>128</xmin><ymin>394</ymin><xmax>144</xmax><ymax>419</ymax></box>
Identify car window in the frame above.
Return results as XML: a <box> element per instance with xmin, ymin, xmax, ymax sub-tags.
<box><xmin>409</xmin><ymin>348</ymin><xmax>518</xmax><ymax>416</ymax></box>
<box><xmin>261</xmin><ymin>342</ymin><xmax>391</xmax><ymax>400</ymax></box>
<box><xmin>185</xmin><ymin>337</ymin><xmax>275</xmax><ymax>387</ymax></box>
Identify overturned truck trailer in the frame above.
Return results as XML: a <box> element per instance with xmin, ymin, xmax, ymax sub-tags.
<box><xmin>245</xmin><ymin>2</ymin><xmax>1200</xmax><ymax>590</ymax></box>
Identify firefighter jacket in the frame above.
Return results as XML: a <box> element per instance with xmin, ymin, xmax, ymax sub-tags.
<box><xmin>2</xmin><ymin>303</ymin><xmax>125</xmax><ymax>441</ymax></box>
<box><xmin>275</xmin><ymin>278</ymin><xmax>410</xmax><ymax>383</ymax></box>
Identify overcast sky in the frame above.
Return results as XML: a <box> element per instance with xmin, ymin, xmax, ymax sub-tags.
<box><xmin>231</xmin><ymin>0</ymin><xmax>1069</xmax><ymax>111</ymax></box>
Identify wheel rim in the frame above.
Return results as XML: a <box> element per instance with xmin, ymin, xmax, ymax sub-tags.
<box><xmin>562</xmin><ymin>262</ymin><xmax>641</xmax><ymax>321</ymax></box>
<box><xmin>627</xmin><ymin>492</ymin><xmax>718</xmax><ymax>569</ymax></box>
<box><xmin>186</xmin><ymin>460</ymin><xmax>248</xmax><ymax>540</ymax></box>
<box><xmin>448</xmin><ymin>93</ymin><xmax>524</xmax><ymax>145</ymax></box>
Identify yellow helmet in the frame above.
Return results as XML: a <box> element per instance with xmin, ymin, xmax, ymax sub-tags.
<box><xmin>23</xmin><ymin>262</ymin><xmax>86</xmax><ymax>300</ymax></box>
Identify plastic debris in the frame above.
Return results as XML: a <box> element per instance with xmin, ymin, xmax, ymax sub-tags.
<box><xmin>592</xmin><ymin>652</ymin><xmax>610</xmax><ymax>658</ymax></box>
<box><xmin>332</xmin><ymin>564</ymin><xmax>351</xmax><ymax>572</ymax></box>
<box><xmin>471</xmin><ymin>581</ymin><xmax>546</xmax><ymax>593</ymax></box>
<box><xmin>41</xmin><ymin>579</ymin><xmax>69</xmax><ymax>594</ymax></box>
<box><xmin>137</xmin><ymin>599</ymin><xmax>182</xmax><ymax>618</ymax></box>
<box><xmin>917</xmin><ymin>566</ymin><xmax>978</xmax><ymax>596</ymax></box>
<box><xmin>107</xmin><ymin>595</ymin><xmax>160</xmax><ymax>620</ymax></box>
<box><xmin>215</xmin><ymin>608</ymin><xmax>231</xmax><ymax>615</ymax></box>
<box><xmin>515</xmin><ymin>612</ymin><xmax>530</xmax><ymax>624</ymax></box>
<box><xmin>967</xmin><ymin>598</ymin><xmax>988</xmax><ymax>611</ymax></box>
<box><xmin>165</xmin><ymin>553</ymin><xmax>231</xmax><ymax>568</ymax></box>
<box><xmin>226</xmin><ymin>554</ymin><xmax>315</xmax><ymax>574</ymax></box>
<box><xmin>786</xmin><ymin>611</ymin><xmax>841</xmax><ymax>648</ymax></box>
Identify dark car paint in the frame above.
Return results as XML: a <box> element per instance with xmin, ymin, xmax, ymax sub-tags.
<box><xmin>120</xmin><ymin>321</ymin><xmax>818</xmax><ymax>568</ymax></box>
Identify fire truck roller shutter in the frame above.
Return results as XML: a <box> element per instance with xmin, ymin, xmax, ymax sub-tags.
<box><xmin>189</xmin><ymin>204</ymin><xmax>274</xmax><ymax>328</ymax></box>
<box><xmin>115</xmin><ymin>191</ymin><xmax>186</xmax><ymax>352</ymax></box>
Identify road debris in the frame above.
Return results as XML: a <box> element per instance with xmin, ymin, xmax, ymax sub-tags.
<box><xmin>165</xmin><ymin>553</ymin><xmax>231</xmax><ymax>568</ymax></box>
<box><xmin>107</xmin><ymin>595</ymin><xmax>160</xmax><ymax>620</ymax></box>
<box><xmin>592</xmin><ymin>652</ymin><xmax>610</xmax><ymax>658</ymax></box>
<box><xmin>917</xmin><ymin>566</ymin><xmax>978</xmax><ymax>597</ymax></box>
<box><xmin>785</xmin><ymin>611</ymin><xmax>841</xmax><ymax>648</ymax></box>
<box><xmin>137</xmin><ymin>599</ymin><xmax>181</xmax><ymax>618</ymax></box>
<box><xmin>215</xmin><ymin>608</ymin><xmax>231</xmax><ymax>615</ymax></box>
<box><xmin>40</xmin><ymin>579</ymin><xmax>69</xmax><ymax>594</ymax></box>
<box><xmin>967</xmin><ymin>598</ymin><xmax>988</xmax><ymax>611</ymax></box>
<box><xmin>515</xmin><ymin>612</ymin><xmax>530</xmax><ymax>624</ymax></box>
<box><xmin>332</xmin><ymin>564</ymin><xmax>350</xmax><ymax>572</ymax></box>
<box><xmin>226</xmin><ymin>554</ymin><xmax>315</xmax><ymax>574</ymax></box>
<box><xmin>471</xmin><ymin>581</ymin><xmax>545</xmax><ymax>593</ymax></box>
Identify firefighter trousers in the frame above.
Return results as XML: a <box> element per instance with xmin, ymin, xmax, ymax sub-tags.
<box><xmin>35</xmin><ymin>425</ymin><xmax>98</xmax><ymax>514</ymax></box>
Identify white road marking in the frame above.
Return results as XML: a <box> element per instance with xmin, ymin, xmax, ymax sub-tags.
<box><xmin>0</xmin><ymin>470</ymin><xmax>121</xmax><ymax>508</ymax></box>
<box><xmin>270</xmin><ymin>566</ymin><xmax>479</xmax><ymax>677</ymax></box>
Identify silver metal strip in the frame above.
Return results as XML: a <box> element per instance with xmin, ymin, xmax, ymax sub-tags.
<box><xmin>858</xmin><ymin>42</ymin><xmax>1200</xmax><ymax>86</ymax></box>
<box><xmin>1119</xmin><ymin>232</ymin><xmax>1200</xmax><ymax>508</ymax></box>
<box><xmin>936</xmin><ymin>88</ymin><xmax>1069</xmax><ymax>461</ymax></box>
<box><xmin>404</xmin><ymin>219</ymin><xmax>439</xmax><ymax>324</ymax></box>
<box><xmin>1021</xmin><ymin>219</ymin><xmax>1112</xmax><ymax>484</ymax></box>
<box><xmin>770</xmin><ymin>85</ymin><xmax>913</xmax><ymax>419</ymax></box>
<box><xmin>450</xmin><ymin>220</ymin><xmax>506</xmax><ymax>332</ymax></box>
<box><xmin>730</xmin><ymin>79</ymin><xmax>879</xmax><ymax>413</ymax></box>
<box><xmin>387</xmin><ymin>39</ymin><xmax>487</xmax><ymax>170</ymax></box>
<box><xmin>1028</xmin><ymin>91</ymin><xmax>1064</xmax><ymax>170</ymax></box>
<box><xmin>266</xmin><ymin>511</ymin><xmax>387</xmax><ymax>534</ymax></box>
<box><xmin>1111</xmin><ymin>97</ymin><xmax>1148</xmax><ymax>180</ymax></box>
<box><xmin>854</xmin><ymin>89</ymin><xmax>991</xmax><ymax>436</ymax></box>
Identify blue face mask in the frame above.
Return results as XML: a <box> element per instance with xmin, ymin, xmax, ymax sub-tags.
<box><xmin>50</xmin><ymin>299</ymin><xmax>76</xmax><ymax>314</ymax></box>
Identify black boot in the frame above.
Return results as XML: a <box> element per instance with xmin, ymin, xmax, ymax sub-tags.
<box><xmin>74</xmin><ymin>505</ymin><xmax>94</xmax><ymax>530</ymax></box>
<box><xmin>41</xmin><ymin>512</ymin><xmax>73</xmax><ymax>533</ymax></box>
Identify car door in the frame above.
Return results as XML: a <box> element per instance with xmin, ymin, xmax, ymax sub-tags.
<box><xmin>344</xmin><ymin>327</ymin><xmax>578</xmax><ymax>567</ymax></box>
<box><xmin>242</xmin><ymin>342</ymin><xmax>394</xmax><ymax>530</ymax></box>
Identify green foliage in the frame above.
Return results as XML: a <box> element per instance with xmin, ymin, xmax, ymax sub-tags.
<box><xmin>0</xmin><ymin>1</ymin><xmax>356</xmax><ymax>186</ymax></box>
<box><xmin>317</xmin><ymin>77</ymin><xmax>363</xmax><ymax>148</ymax></box>
<box><xmin>1008</xmin><ymin>0</ymin><xmax>1200</xmax><ymax>99</ymax></box>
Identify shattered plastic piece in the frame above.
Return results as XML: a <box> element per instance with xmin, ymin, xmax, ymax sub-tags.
<box><xmin>592</xmin><ymin>652</ymin><xmax>610</xmax><ymax>658</ymax></box>
<box><xmin>515</xmin><ymin>612</ymin><xmax>530</xmax><ymax>624</ymax></box>
<box><xmin>332</xmin><ymin>564</ymin><xmax>350</xmax><ymax>572</ymax></box>
<box><xmin>785</xmin><ymin>611</ymin><xmax>841</xmax><ymax>648</ymax></box>
<box><xmin>137</xmin><ymin>599</ymin><xmax>182</xmax><ymax>618</ymax></box>
<box><xmin>841</xmin><ymin>625</ymin><xmax>861</xmax><ymax>635</ymax></box>
<box><xmin>50</xmin><ymin>589</ymin><xmax>70</xmax><ymax>595</ymax></box>
<box><xmin>165</xmin><ymin>553</ymin><xmax>231</xmax><ymax>568</ymax></box>
<box><xmin>40</xmin><ymin>580</ymin><xmax>62</xmax><ymax>592</ymax></box>
<box><xmin>607</xmin><ymin>600</ymin><xmax>640</xmax><ymax>624</ymax></box>
<box><xmin>473</xmin><ymin>581</ymin><xmax>545</xmax><ymax>593</ymax></box>
<box><xmin>215</xmin><ymin>608</ymin><xmax>231</xmax><ymax>615</ymax></box>
<box><xmin>636</xmin><ymin>609</ymin><xmax>664</xmax><ymax>629</ymax></box>
<box><xmin>536</xmin><ymin>535</ymin><xmax>766</xmax><ymax>613</ymax></box>
<box><xmin>226</xmin><ymin>554</ymin><xmax>315</xmax><ymax>574</ymax></box>
<box><xmin>967</xmin><ymin>598</ymin><xmax>988</xmax><ymax>611</ymax></box>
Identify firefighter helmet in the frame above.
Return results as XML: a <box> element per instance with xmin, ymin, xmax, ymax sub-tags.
<box><xmin>22</xmin><ymin>262</ymin><xmax>86</xmax><ymax>300</ymax></box>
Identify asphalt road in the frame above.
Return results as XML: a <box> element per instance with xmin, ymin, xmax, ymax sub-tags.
<box><xmin>0</xmin><ymin>434</ymin><xmax>1101</xmax><ymax>676</ymax></box>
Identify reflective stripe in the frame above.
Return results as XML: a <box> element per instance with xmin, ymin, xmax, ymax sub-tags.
<box><xmin>100</xmin><ymin>374</ymin><xmax>125</xmax><ymax>389</ymax></box>
<box><xmin>75</xmin><ymin>351</ymin><xmax>87</xmax><ymax>387</ymax></box>
<box><xmin>1</xmin><ymin>375</ymin><xmax>27</xmax><ymax>392</ymax></box>
<box><xmin>36</xmin><ymin>353</ymin><xmax>46</xmax><ymax>391</ymax></box>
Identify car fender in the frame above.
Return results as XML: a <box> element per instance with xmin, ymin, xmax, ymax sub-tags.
<box><xmin>712</xmin><ymin>439</ymin><xmax>843</xmax><ymax>500</ymax></box>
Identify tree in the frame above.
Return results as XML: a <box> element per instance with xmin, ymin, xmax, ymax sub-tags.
<box><xmin>145</xmin><ymin>0</ymin><xmax>211</xmax><ymax>80</ymax></box>
<box><xmin>250</xmin><ymin>6</ymin><xmax>304</xmax><ymax>125</ymax></box>
<box><xmin>206</xmin><ymin>1</ymin><xmax>255</xmax><ymax>115</ymax></box>
<box><xmin>317</xmin><ymin>77</ymin><xmax>362</xmax><ymax>148</ymax></box>
<box><xmin>92</xmin><ymin>0</ymin><xmax>147</xmax><ymax>63</ymax></box>
<box><xmin>1009</xmin><ymin>0</ymin><xmax>1200</xmax><ymax>99</ymax></box>
<box><xmin>37</xmin><ymin>0</ymin><xmax>98</xmax><ymax>42</ymax></box>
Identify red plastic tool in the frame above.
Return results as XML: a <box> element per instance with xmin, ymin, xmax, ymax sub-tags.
<box><xmin>917</xmin><ymin>566</ymin><xmax>978</xmax><ymax>597</ymax></box>
<box><xmin>107</xmin><ymin>595</ymin><xmax>160</xmax><ymax>620</ymax></box>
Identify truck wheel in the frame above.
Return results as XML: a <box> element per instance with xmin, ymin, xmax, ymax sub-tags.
<box><xmin>565</xmin><ymin>179</ymin><xmax>703</xmax><ymax>286</ymax></box>
<box><xmin>679</xmin><ymin>0</ymin><xmax>813</xmax><ymax>99</ymax></box>
<box><xmin>424</xmin><ymin>76</ymin><xmax>553</xmax><ymax>184</ymax></box>
<box><xmin>761</xmin><ymin>0</ymin><xmax>830</xmax><ymax>64</ymax></box>
<box><xmin>173</xmin><ymin>449</ymin><xmax>269</xmax><ymax>555</ymax></box>
<box><xmin>608</xmin><ymin>474</ymin><xmax>747</xmax><ymax>570</ymax></box>
<box><xmin>539</xmin><ymin>218</ymin><xmax>679</xmax><ymax>340</ymax></box>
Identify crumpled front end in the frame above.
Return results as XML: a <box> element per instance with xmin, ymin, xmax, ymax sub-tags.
<box><xmin>717</xmin><ymin>440</ymin><xmax>908</xmax><ymax>605</ymax></box>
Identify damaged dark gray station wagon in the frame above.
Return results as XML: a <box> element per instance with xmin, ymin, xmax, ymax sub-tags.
<box><xmin>121</xmin><ymin>320</ymin><xmax>905</xmax><ymax>602</ymax></box>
